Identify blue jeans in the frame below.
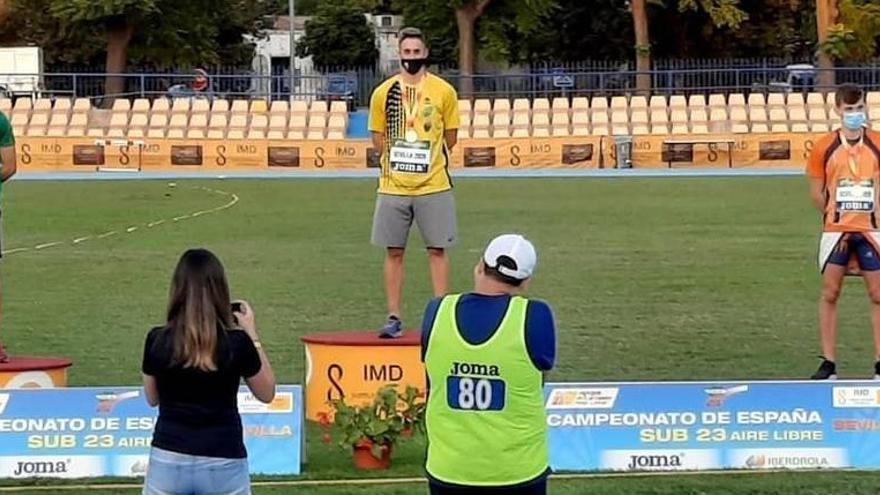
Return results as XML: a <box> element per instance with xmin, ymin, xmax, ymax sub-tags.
<box><xmin>143</xmin><ymin>447</ymin><xmax>251</xmax><ymax>495</ymax></box>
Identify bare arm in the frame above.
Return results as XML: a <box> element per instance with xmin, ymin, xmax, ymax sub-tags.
<box><xmin>444</xmin><ymin>130</ymin><xmax>457</xmax><ymax>151</ymax></box>
<box><xmin>245</xmin><ymin>347</ymin><xmax>276</xmax><ymax>404</ymax></box>
<box><xmin>1</xmin><ymin>146</ymin><xmax>16</xmax><ymax>182</ymax></box>
<box><xmin>809</xmin><ymin>177</ymin><xmax>825</xmax><ymax>213</ymax></box>
<box><xmin>142</xmin><ymin>374</ymin><xmax>159</xmax><ymax>407</ymax></box>
<box><xmin>372</xmin><ymin>132</ymin><xmax>385</xmax><ymax>152</ymax></box>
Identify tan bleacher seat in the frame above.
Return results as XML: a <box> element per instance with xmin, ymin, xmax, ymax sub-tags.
<box><xmin>269</xmin><ymin>101</ymin><xmax>288</xmax><ymax>115</ymax></box>
<box><xmin>511</xmin><ymin>113</ymin><xmax>529</xmax><ymax>136</ymax></box>
<box><xmin>869</xmin><ymin>106</ymin><xmax>880</xmax><ymax>121</ymax></box>
<box><xmin>268</xmin><ymin>114</ymin><xmax>287</xmax><ymax>132</ymax></box>
<box><xmin>27</xmin><ymin>112</ymin><xmax>49</xmax><ymax>135</ymax></box>
<box><xmin>0</xmin><ymin>98</ymin><xmax>11</xmax><ymax>114</ymax></box>
<box><xmin>289</xmin><ymin>114</ymin><xmax>307</xmax><ymax>134</ymax></box>
<box><xmin>512</xmin><ymin>98</ymin><xmax>530</xmax><ymax>114</ymax></box>
<box><xmin>610</xmin><ymin>96</ymin><xmax>627</xmax><ymax>110</ymax></box>
<box><xmin>531</xmin><ymin>113</ymin><xmax>550</xmax><ymax>136</ymax></box>
<box><xmin>67</xmin><ymin>113</ymin><xmax>87</xmax><ymax>133</ymax></box>
<box><xmin>245</xmin><ymin>127</ymin><xmax>265</xmax><ymax>139</ymax></box>
<box><xmin>867</xmin><ymin>92</ymin><xmax>880</xmax><ymax>106</ymax></box>
<box><xmin>492</xmin><ymin>99</ymin><xmax>510</xmax><ymax>114</ymax></box>
<box><xmin>310</xmin><ymin>101</ymin><xmax>329</xmax><ymax>116</ymax></box>
<box><xmin>168</xmin><ymin>114</ymin><xmax>188</xmax><ymax>135</ymax></box>
<box><xmin>111</xmin><ymin>99</ymin><xmax>130</xmax><ymax>113</ymax></box>
<box><xmin>12</xmin><ymin>97</ymin><xmax>31</xmax><ymax>114</ymax></box>
<box><xmin>472</xmin><ymin>113</ymin><xmax>490</xmax><ymax>134</ymax></box>
<box><xmin>669</xmin><ymin>95</ymin><xmax>687</xmax><ymax>110</ymax></box>
<box><xmin>191</xmin><ymin>99</ymin><xmax>210</xmax><ymax>115</ymax></box>
<box><xmin>571</xmin><ymin>97</ymin><xmax>589</xmax><ymax>112</ymax></box>
<box><xmin>649</xmin><ymin>95</ymin><xmax>666</xmax><ymax>109</ymax></box>
<box><xmin>749</xmin><ymin>108</ymin><xmax>768</xmax><ymax>132</ymax></box>
<box><xmin>630</xmin><ymin>109</ymin><xmax>648</xmax><ymax>135</ymax></box>
<box><xmin>47</xmin><ymin>113</ymin><xmax>68</xmax><ymax>136</ymax></box>
<box><xmin>207</xmin><ymin>128</ymin><xmax>226</xmax><ymax>139</ymax></box>
<box><xmin>632</xmin><ymin>123</ymin><xmax>649</xmax><ymax>135</ymax></box>
<box><xmin>472</xmin><ymin>99</ymin><xmax>491</xmax><ymax>116</ymax></box>
<box><xmin>458</xmin><ymin>99</ymin><xmax>471</xmax><ymax>115</ymax></box>
<box><xmin>108</xmin><ymin>112</ymin><xmax>128</xmax><ymax>130</ymax></box>
<box><xmin>769</xmin><ymin>108</ymin><xmax>788</xmax><ymax>130</ymax></box>
<box><xmin>230</xmin><ymin>100</ymin><xmax>249</xmax><ymax>114</ymax></box>
<box><xmin>308</xmin><ymin>115</ymin><xmax>327</xmax><ymax>134</ymax></box>
<box><xmin>290</xmin><ymin>100</ymin><xmax>308</xmax><ymax>115</ymax></box>
<box><xmin>130</xmin><ymin>98</ymin><xmax>150</xmax><ymax>115</ymax></box>
<box><xmin>811</xmin><ymin>122</ymin><xmax>830</xmax><ymax>132</ymax></box>
<box><xmin>825</xmin><ymin>92</ymin><xmax>836</xmax><ymax>108</ymax></box>
<box><xmin>688</xmin><ymin>95</ymin><xmax>707</xmax><ymax>110</ymax></box>
<box><xmin>873</xmin><ymin>121</ymin><xmax>880</xmax><ymax>132</ymax></box>
<box><xmin>208</xmin><ymin>114</ymin><xmax>228</xmax><ymax>131</ymax></box>
<box><xmin>590</xmin><ymin>112</ymin><xmax>609</xmax><ymax>136</ymax></box>
<box><xmin>670</xmin><ymin>109</ymin><xmax>689</xmax><ymax>134</ymax></box>
<box><xmin>212</xmin><ymin>99</ymin><xmax>230</xmax><ymax>114</ymax></box>
<box><xmin>691</xmin><ymin>122</ymin><xmax>709</xmax><ymax>134</ymax></box>
<box><xmin>829</xmin><ymin>106</ymin><xmax>841</xmax><ymax>121</ymax></box>
<box><xmin>265</xmin><ymin>129</ymin><xmax>285</xmax><ymax>139</ymax></box>
<box><xmin>551</xmin><ymin>97</ymin><xmax>569</xmax><ymax>115</ymax></box>
<box><xmin>728</xmin><ymin>93</ymin><xmax>746</xmax><ymax>108</ymax></box>
<box><xmin>250</xmin><ymin>100</ymin><xmax>268</xmax><ymax>114</ymax></box>
<box><xmin>492</xmin><ymin>112</ymin><xmax>509</xmax><ymax>134</ymax></box>
<box><xmin>33</xmin><ymin>98</ymin><xmax>52</xmax><ymax>114</ymax></box>
<box><xmin>751</xmin><ymin>122</ymin><xmax>769</xmax><ymax>133</ymax></box>
<box><xmin>708</xmin><ymin>94</ymin><xmax>726</xmax><ymax>109</ymax></box>
<box><xmin>551</xmin><ymin>115</ymin><xmax>569</xmax><ymax>136</ymax></box>
<box><xmin>171</xmin><ymin>98</ymin><xmax>189</xmax><ymax>114</ymax></box>
<box><xmin>147</xmin><ymin>126</ymin><xmax>166</xmax><ymax>138</ymax></box>
<box><xmin>328</xmin><ymin>115</ymin><xmax>346</xmax><ymax>137</ymax></box>
<box><xmin>690</xmin><ymin>108</ymin><xmax>708</xmax><ymax>123</ymax></box>
<box><xmin>767</xmin><ymin>93</ymin><xmax>786</xmax><ymax>110</ymax></box>
<box><xmin>187</xmin><ymin>116</ymin><xmax>208</xmax><ymax>138</ymax></box>
<box><xmin>226</xmin><ymin>128</ymin><xmax>245</xmax><ymax>139</ymax></box>
<box><xmin>770</xmin><ymin>121</ymin><xmax>789</xmax><ymax>133</ymax></box>
<box><xmin>472</xmin><ymin>126</ymin><xmax>491</xmax><ymax>138</ymax></box>
<box><xmin>457</xmin><ymin>127</ymin><xmax>470</xmax><ymax>140</ymax></box>
<box><xmin>630</xmin><ymin>96</ymin><xmax>648</xmax><ymax>109</ymax></box>
<box><xmin>747</xmin><ymin>93</ymin><xmax>766</xmax><ymax>107</ymax></box>
<box><xmin>787</xmin><ymin>93</ymin><xmax>806</xmax><ymax>107</ymax></box>
<box><xmin>532</xmin><ymin>98</ymin><xmax>550</xmax><ymax>112</ymax></box>
<box><xmin>329</xmin><ymin>101</ymin><xmax>347</xmax><ymax>115</ymax></box>
<box><xmin>650</xmin><ymin>108</ymin><xmax>668</xmax><ymax>135</ymax></box>
<box><xmin>151</xmin><ymin>98</ymin><xmax>170</xmax><ymax>114</ymax></box>
<box><xmin>128</xmin><ymin>113</ymin><xmax>148</xmax><ymax>133</ymax></box>
<box><xmin>306</xmin><ymin>127</ymin><xmax>325</xmax><ymax>140</ymax></box>
<box><xmin>249</xmin><ymin>114</ymin><xmax>268</xmax><ymax>133</ymax></box>
<box><xmin>590</xmin><ymin>96</ymin><xmax>608</xmax><ymax>111</ymax></box>
<box><xmin>808</xmin><ymin>107</ymin><xmax>828</xmax><ymax>123</ymax></box>
<box><xmin>611</xmin><ymin>108</ymin><xmax>629</xmax><ymax>136</ymax></box>
<box><xmin>72</xmin><ymin>98</ymin><xmax>91</xmax><ymax>113</ymax></box>
<box><xmin>807</xmin><ymin>92</ymin><xmax>825</xmax><ymax>109</ymax></box>
<box><xmin>571</xmin><ymin>112</ymin><xmax>590</xmax><ymax>136</ymax></box>
<box><xmin>228</xmin><ymin>114</ymin><xmax>248</xmax><ymax>132</ymax></box>
<box><xmin>53</xmin><ymin>98</ymin><xmax>72</xmax><ymax>114</ymax></box>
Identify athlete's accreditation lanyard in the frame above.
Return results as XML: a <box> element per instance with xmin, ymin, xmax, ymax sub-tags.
<box><xmin>840</xmin><ymin>131</ymin><xmax>864</xmax><ymax>176</ymax></box>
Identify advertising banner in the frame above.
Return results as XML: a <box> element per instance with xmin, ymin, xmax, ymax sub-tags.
<box><xmin>0</xmin><ymin>385</ymin><xmax>302</xmax><ymax>479</ymax></box>
<box><xmin>546</xmin><ymin>381</ymin><xmax>880</xmax><ymax>472</ymax></box>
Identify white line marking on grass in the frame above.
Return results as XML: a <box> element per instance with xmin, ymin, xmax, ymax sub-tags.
<box><xmin>2</xmin><ymin>186</ymin><xmax>239</xmax><ymax>257</ymax></box>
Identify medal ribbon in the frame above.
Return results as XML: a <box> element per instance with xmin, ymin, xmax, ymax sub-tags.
<box><xmin>401</xmin><ymin>81</ymin><xmax>422</xmax><ymax>134</ymax></box>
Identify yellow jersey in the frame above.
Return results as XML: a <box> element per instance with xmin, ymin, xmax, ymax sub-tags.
<box><xmin>368</xmin><ymin>73</ymin><xmax>459</xmax><ymax>196</ymax></box>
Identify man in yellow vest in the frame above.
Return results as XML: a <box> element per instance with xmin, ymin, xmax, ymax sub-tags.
<box><xmin>369</xmin><ymin>27</ymin><xmax>460</xmax><ymax>338</ymax></box>
<box><xmin>421</xmin><ymin>234</ymin><xmax>556</xmax><ymax>494</ymax></box>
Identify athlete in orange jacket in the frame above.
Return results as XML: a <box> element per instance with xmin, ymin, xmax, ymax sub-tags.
<box><xmin>806</xmin><ymin>83</ymin><xmax>880</xmax><ymax>379</ymax></box>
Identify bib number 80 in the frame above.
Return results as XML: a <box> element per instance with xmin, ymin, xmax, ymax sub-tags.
<box><xmin>448</xmin><ymin>376</ymin><xmax>505</xmax><ymax>411</ymax></box>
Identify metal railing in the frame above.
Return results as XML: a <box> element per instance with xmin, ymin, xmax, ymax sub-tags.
<box><xmin>3</xmin><ymin>60</ymin><xmax>879</xmax><ymax>106</ymax></box>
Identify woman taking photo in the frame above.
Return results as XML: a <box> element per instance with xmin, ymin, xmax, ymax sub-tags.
<box><xmin>141</xmin><ymin>248</ymin><xmax>276</xmax><ymax>495</ymax></box>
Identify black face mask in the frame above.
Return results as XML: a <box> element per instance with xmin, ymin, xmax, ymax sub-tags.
<box><xmin>401</xmin><ymin>57</ymin><xmax>428</xmax><ymax>75</ymax></box>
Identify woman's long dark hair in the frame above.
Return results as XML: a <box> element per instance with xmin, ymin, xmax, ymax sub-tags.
<box><xmin>166</xmin><ymin>249</ymin><xmax>234</xmax><ymax>371</ymax></box>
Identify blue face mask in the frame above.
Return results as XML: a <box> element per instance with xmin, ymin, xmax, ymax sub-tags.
<box><xmin>843</xmin><ymin>111</ymin><xmax>867</xmax><ymax>131</ymax></box>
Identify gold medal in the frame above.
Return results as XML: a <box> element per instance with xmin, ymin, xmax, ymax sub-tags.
<box><xmin>405</xmin><ymin>129</ymin><xmax>418</xmax><ymax>143</ymax></box>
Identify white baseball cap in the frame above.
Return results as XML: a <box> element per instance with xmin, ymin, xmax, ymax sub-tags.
<box><xmin>482</xmin><ymin>234</ymin><xmax>537</xmax><ymax>281</ymax></box>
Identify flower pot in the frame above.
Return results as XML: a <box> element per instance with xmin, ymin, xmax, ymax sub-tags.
<box><xmin>352</xmin><ymin>440</ymin><xmax>393</xmax><ymax>470</ymax></box>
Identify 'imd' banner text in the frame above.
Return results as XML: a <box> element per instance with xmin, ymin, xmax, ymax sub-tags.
<box><xmin>0</xmin><ymin>386</ymin><xmax>302</xmax><ymax>479</ymax></box>
<box><xmin>546</xmin><ymin>381</ymin><xmax>880</xmax><ymax>472</ymax></box>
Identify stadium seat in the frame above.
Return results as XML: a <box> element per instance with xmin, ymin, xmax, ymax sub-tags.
<box><xmin>869</xmin><ymin>106</ymin><xmax>880</xmax><ymax>121</ymax></box>
<box><xmin>749</xmin><ymin>107</ymin><xmax>768</xmax><ymax>131</ymax></box>
<box><xmin>590</xmin><ymin>96</ymin><xmax>608</xmax><ymax>112</ymax></box>
<box><xmin>492</xmin><ymin>112</ymin><xmax>510</xmax><ymax>136</ymax></box>
<box><xmin>532</xmin><ymin>98</ymin><xmax>550</xmax><ymax>112</ymax></box>
<box><xmin>170</xmin><ymin>98</ymin><xmax>190</xmax><ymax>115</ymax></box>
<box><xmin>769</xmin><ymin>108</ymin><xmax>788</xmax><ymax>130</ymax></box>
<box><xmin>10</xmin><ymin>113</ymin><xmax>26</xmax><ymax>135</ymax></box>
<box><xmin>47</xmin><ymin>113</ymin><xmax>69</xmax><ymax>136</ymax></box>
<box><xmin>151</xmin><ymin>98</ymin><xmax>170</xmax><ymax>114</ymax></box>
<box><xmin>130</xmin><ymin>98</ymin><xmax>149</xmax><ymax>116</ymax></box>
<box><xmin>269</xmin><ymin>101</ymin><xmax>288</xmax><ymax>115</ymax></box>
<box><xmin>211</xmin><ymin>99</ymin><xmax>230</xmax><ymax>114</ymax></box>
<box><xmin>72</xmin><ymin>98</ymin><xmax>91</xmax><ymax>114</ymax></box>
<box><xmin>329</xmin><ymin>101</ymin><xmax>347</xmax><ymax>115</ymax></box>
<box><xmin>186</xmin><ymin>114</ymin><xmax>208</xmax><ymax>138</ymax></box>
<box><xmin>490</xmin><ymin>99</ymin><xmax>509</xmax><ymax>115</ymax></box>
<box><xmin>806</xmin><ymin>92</ymin><xmax>825</xmax><ymax>109</ymax></box>
<box><xmin>787</xmin><ymin>93</ymin><xmax>806</xmax><ymax>107</ymax></box>
<box><xmin>472</xmin><ymin>126</ymin><xmax>491</xmax><ymax>138</ymax></box>
<box><xmin>52</xmin><ymin>98</ymin><xmax>72</xmax><ymax>114</ymax></box>
<box><xmin>670</xmin><ymin>109</ymin><xmax>689</xmax><ymax>134</ymax></box>
<box><xmin>571</xmin><ymin>97</ymin><xmax>589</xmax><ymax>112</ymax></box>
<box><xmin>285</xmin><ymin>114</ymin><xmax>304</xmax><ymax>134</ymax></box>
<box><xmin>650</xmin><ymin>108</ymin><xmax>669</xmax><ymax>135</ymax></box>
<box><xmin>111</xmin><ymin>99</ymin><xmax>130</xmax><ymax>113</ymax></box>
<box><xmin>766</xmin><ymin>93</ymin><xmax>786</xmax><ymax>110</ymax></box>
<box><xmin>873</xmin><ymin>121</ymin><xmax>880</xmax><ymax>132</ymax></box>
<box><xmin>308</xmin><ymin>114</ymin><xmax>327</xmax><ymax>135</ymax></box>
<box><xmin>630</xmin><ymin>96</ymin><xmax>648</xmax><ymax>110</ymax></box>
<box><xmin>167</xmin><ymin>114</ymin><xmax>188</xmax><ymax>137</ymax></box>
<box><xmin>551</xmin><ymin>111</ymin><xmax>569</xmax><ymax>134</ymax></box>
<box><xmin>208</xmin><ymin>113</ymin><xmax>228</xmax><ymax>131</ymax></box>
<box><xmin>690</xmin><ymin>109</ymin><xmax>709</xmax><ymax>134</ymax></box>
<box><xmin>824</xmin><ymin>92</ymin><xmax>836</xmax><ymax>108</ymax></box>
<box><xmin>33</xmin><ymin>98</ymin><xmax>52</xmax><ymax>114</ymax></box>
<box><xmin>457</xmin><ymin>99</ymin><xmax>471</xmax><ymax>116</ymax></box>
<box><xmin>551</xmin><ymin>97</ymin><xmax>569</xmax><ymax>116</ymax></box>
<box><xmin>512</xmin><ymin>98</ymin><xmax>530</xmax><ymax>114</ymax></box>
<box><xmin>189</xmin><ymin>99</ymin><xmax>208</xmax><ymax>114</ymax></box>
<box><xmin>473</xmin><ymin>99</ymin><xmax>491</xmax><ymax>116</ymax></box>
<box><xmin>829</xmin><ymin>106</ymin><xmax>841</xmax><ymax>122</ymax></box>
<box><xmin>631</xmin><ymin>109</ymin><xmax>649</xmax><ymax>130</ymax></box>
<box><xmin>727</xmin><ymin>93</ymin><xmax>746</xmax><ymax>108</ymax></box>
<box><xmin>226</xmin><ymin>128</ymin><xmax>245</xmax><ymax>139</ymax></box>
<box><xmin>811</xmin><ymin>122</ymin><xmax>830</xmax><ymax>132</ymax></box>
<box><xmin>708</xmin><ymin>94</ymin><xmax>726</xmax><ymax>109</ymax></box>
<box><xmin>808</xmin><ymin>107</ymin><xmax>828</xmax><ymax>122</ymax></box>
<box><xmin>249</xmin><ymin>114</ymin><xmax>268</xmax><ymax>132</ymax></box>
<box><xmin>326</xmin><ymin>123</ymin><xmax>345</xmax><ymax>139</ymax></box>
<box><xmin>571</xmin><ymin>112</ymin><xmax>590</xmax><ymax>136</ymax></box>
<box><xmin>67</xmin><ymin>113</ymin><xmax>87</xmax><ymax>135</ymax></box>
<box><xmin>27</xmin><ymin>112</ymin><xmax>49</xmax><ymax>136</ymax></box>
<box><xmin>108</xmin><ymin>111</ymin><xmax>128</xmax><ymax>130</ymax></box>
<box><xmin>268</xmin><ymin>114</ymin><xmax>287</xmax><ymax>132</ymax></box>
<box><xmin>249</xmin><ymin>99</ymin><xmax>268</xmax><ymax>114</ymax></box>
<box><xmin>747</xmin><ymin>93</ymin><xmax>766</xmax><ymax>107</ymax></box>
<box><xmin>230</xmin><ymin>100</ymin><xmax>249</xmax><ymax>115</ymax></box>
<box><xmin>12</xmin><ymin>97</ymin><xmax>31</xmax><ymax>115</ymax></box>
<box><xmin>511</xmin><ymin>112</ymin><xmax>530</xmax><ymax>136</ymax></box>
<box><xmin>590</xmin><ymin>112</ymin><xmax>609</xmax><ymax>136</ymax></box>
<box><xmin>867</xmin><ymin>92</ymin><xmax>880</xmax><ymax>106</ymax></box>
<box><xmin>128</xmin><ymin>113</ymin><xmax>148</xmax><ymax>132</ymax></box>
<box><xmin>669</xmin><ymin>95</ymin><xmax>687</xmax><ymax>110</ymax></box>
<box><xmin>311</xmin><ymin>101</ymin><xmax>329</xmax><ymax>117</ymax></box>
<box><xmin>610</xmin><ymin>96</ymin><xmax>627</xmax><ymax>110</ymax></box>
<box><xmin>531</xmin><ymin>112</ymin><xmax>550</xmax><ymax>136</ymax></box>
<box><xmin>631</xmin><ymin>123</ymin><xmax>649</xmax><ymax>135</ymax></box>
<box><xmin>472</xmin><ymin>113</ymin><xmax>491</xmax><ymax>135</ymax></box>
<box><xmin>649</xmin><ymin>95</ymin><xmax>667</xmax><ymax>109</ymax></box>
<box><xmin>687</xmin><ymin>94</ymin><xmax>707</xmax><ymax>111</ymax></box>
<box><xmin>0</xmin><ymin>98</ymin><xmax>11</xmax><ymax>114</ymax></box>
<box><xmin>290</xmin><ymin>100</ymin><xmax>308</xmax><ymax>115</ymax></box>
<box><xmin>228</xmin><ymin>113</ymin><xmax>248</xmax><ymax>131</ymax></box>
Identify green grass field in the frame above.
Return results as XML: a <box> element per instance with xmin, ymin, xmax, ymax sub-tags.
<box><xmin>4</xmin><ymin>176</ymin><xmax>880</xmax><ymax>493</ymax></box>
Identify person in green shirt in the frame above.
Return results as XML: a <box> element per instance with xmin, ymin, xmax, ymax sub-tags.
<box><xmin>0</xmin><ymin>111</ymin><xmax>17</xmax><ymax>363</ymax></box>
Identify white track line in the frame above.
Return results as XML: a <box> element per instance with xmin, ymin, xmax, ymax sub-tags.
<box><xmin>1</xmin><ymin>186</ymin><xmax>239</xmax><ymax>256</ymax></box>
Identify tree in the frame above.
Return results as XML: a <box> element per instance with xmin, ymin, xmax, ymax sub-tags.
<box><xmin>818</xmin><ymin>0</ymin><xmax>880</xmax><ymax>87</ymax></box>
<box><xmin>815</xmin><ymin>0</ymin><xmax>838</xmax><ymax>89</ymax></box>
<box><xmin>631</xmin><ymin>0</ymin><xmax>747</xmax><ymax>92</ymax></box>
<box><xmin>0</xmin><ymin>0</ymin><xmax>271</xmax><ymax>101</ymax></box>
<box><xmin>295</xmin><ymin>2</ymin><xmax>378</xmax><ymax>68</ymax></box>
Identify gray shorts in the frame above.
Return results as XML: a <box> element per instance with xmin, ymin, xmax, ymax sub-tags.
<box><xmin>371</xmin><ymin>190</ymin><xmax>457</xmax><ymax>249</ymax></box>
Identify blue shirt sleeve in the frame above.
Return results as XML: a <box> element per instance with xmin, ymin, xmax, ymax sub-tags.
<box><xmin>421</xmin><ymin>297</ymin><xmax>443</xmax><ymax>362</ymax></box>
<box><xmin>525</xmin><ymin>300</ymin><xmax>556</xmax><ymax>371</ymax></box>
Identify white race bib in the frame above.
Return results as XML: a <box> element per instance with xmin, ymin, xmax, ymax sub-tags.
<box><xmin>836</xmin><ymin>184</ymin><xmax>875</xmax><ymax>212</ymax></box>
<box><xmin>390</xmin><ymin>140</ymin><xmax>431</xmax><ymax>174</ymax></box>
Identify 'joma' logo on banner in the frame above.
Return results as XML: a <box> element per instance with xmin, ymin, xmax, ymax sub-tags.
<box><xmin>627</xmin><ymin>454</ymin><xmax>683</xmax><ymax>470</ymax></box>
<box><xmin>14</xmin><ymin>460</ymin><xmax>70</xmax><ymax>476</ymax></box>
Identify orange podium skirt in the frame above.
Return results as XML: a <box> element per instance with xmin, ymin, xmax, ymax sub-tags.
<box><xmin>0</xmin><ymin>357</ymin><xmax>73</xmax><ymax>388</ymax></box>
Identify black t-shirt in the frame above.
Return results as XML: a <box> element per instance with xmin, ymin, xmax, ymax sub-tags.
<box><xmin>141</xmin><ymin>326</ymin><xmax>262</xmax><ymax>459</ymax></box>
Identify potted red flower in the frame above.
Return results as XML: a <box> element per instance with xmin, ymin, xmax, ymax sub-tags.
<box><xmin>324</xmin><ymin>385</ymin><xmax>425</xmax><ymax>470</ymax></box>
